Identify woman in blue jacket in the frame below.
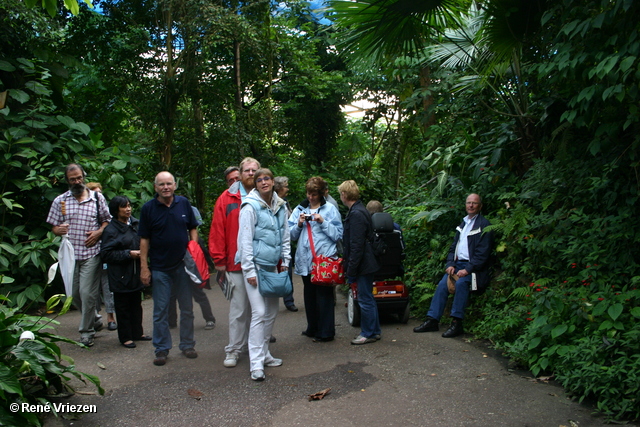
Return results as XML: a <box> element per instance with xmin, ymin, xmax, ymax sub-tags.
<box><xmin>289</xmin><ymin>177</ymin><xmax>343</xmax><ymax>342</ymax></box>
<box><xmin>237</xmin><ymin>168</ymin><xmax>291</xmax><ymax>381</ymax></box>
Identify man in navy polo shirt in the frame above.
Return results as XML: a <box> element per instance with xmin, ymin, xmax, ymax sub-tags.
<box><xmin>139</xmin><ymin>171</ymin><xmax>199</xmax><ymax>366</ymax></box>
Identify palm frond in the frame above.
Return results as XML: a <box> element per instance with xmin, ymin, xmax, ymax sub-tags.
<box><xmin>329</xmin><ymin>0</ymin><xmax>471</xmax><ymax>65</ymax></box>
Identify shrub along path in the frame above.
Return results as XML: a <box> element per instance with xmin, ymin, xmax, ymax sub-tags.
<box><xmin>43</xmin><ymin>277</ymin><xmax>612</xmax><ymax>427</ymax></box>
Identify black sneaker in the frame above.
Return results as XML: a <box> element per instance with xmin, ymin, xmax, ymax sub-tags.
<box><xmin>442</xmin><ymin>318</ymin><xmax>464</xmax><ymax>338</ymax></box>
<box><xmin>413</xmin><ymin>318</ymin><xmax>439</xmax><ymax>333</ymax></box>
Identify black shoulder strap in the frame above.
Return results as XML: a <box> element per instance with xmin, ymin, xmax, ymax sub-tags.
<box><xmin>93</xmin><ymin>191</ymin><xmax>100</xmax><ymax>224</ymax></box>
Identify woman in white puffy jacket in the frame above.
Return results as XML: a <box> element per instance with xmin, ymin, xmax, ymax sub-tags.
<box><xmin>237</xmin><ymin>168</ymin><xmax>291</xmax><ymax>382</ymax></box>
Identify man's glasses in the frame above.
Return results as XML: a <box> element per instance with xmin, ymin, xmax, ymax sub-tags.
<box><xmin>256</xmin><ymin>176</ymin><xmax>272</xmax><ymax>183</ymax></box>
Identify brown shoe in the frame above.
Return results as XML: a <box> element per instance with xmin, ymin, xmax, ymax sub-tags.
<box><xmin>182</xmin><ymin>348</ymin><xmax>198</xmax><ymax>359</ymax></box>
<box><xmin>154</xmin><ymin>351</ymin><xmax>168</xmax><ymax>366</ymax></box>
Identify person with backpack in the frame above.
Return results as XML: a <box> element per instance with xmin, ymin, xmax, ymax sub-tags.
<box><xmin>338</xmin><ymin>180</ymin><xmax>380</xmax><ymax>345</ymax></box>
<box><xmin>47</xmin><ymin>164</ymin><xmax>111</xmax><ymax>347</ymax></box>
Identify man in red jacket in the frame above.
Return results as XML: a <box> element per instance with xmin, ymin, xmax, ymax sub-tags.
<box><xmin>209</xmin><ymin>157</ymin><xmax>260</xmax><ymax>368</ymax></box>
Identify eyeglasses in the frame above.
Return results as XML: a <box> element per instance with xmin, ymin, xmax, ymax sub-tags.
<box><xmin>255</xmin><ymin>176</ymin><xmax>272</xmax><ymax>183</ymax></box>
<box><xmin>68</xmin><ymin>176</ymin><xmax>84</xmax><ymax>183</ymax></box>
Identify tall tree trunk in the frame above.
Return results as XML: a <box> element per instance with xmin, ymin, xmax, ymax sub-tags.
<box><xmin>160</xmin><ymin>0</ymin><xmax>179</xmax><ymax>168</ymax></box>
<box><xmin>394</xmin><ymin>102</ymin><xmax>405</xmax><ymax>191</ymax></box>
<box><xmin>233</xmin><ymin>39</ymin><xmax>246</xmax><ymax>156</ymax></box>
<box><xmin>420</xmin><ymin>65</ymin><xmax>435</xmax><ymax>129</ymax></box>
<box><xmin>191</xmin><ymin>88</ymin><xmax>205</xmax><ymax>209</ymax></box>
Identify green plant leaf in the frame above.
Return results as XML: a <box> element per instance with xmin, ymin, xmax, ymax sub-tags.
<box><xmin>59</xmin><ymin>295</ymin><xmax>73</xmax><ymax>315</ymax></box>
<box><xmin>528</xmin><ymin>336</ymin><xmax>542</xmax><ymax>350</ymax></box>
<box><xmin>598</xmin><ymin>319</ymin><xmax>613</xmax><ymax>331</ymax></box>
<box><xmin>551</xmin><ymin>324</ymin><xmax>568</xmax><ymax>339</ymax></box>
<box><xmin>539</xmin><ymin>357</ymin><xmax>549</xmax><ymax>370</ymax></box>
<box><xmin>64</xmin><ymin>0</ymin><xmax>80</xmax><ymax>15</ymax></box>
<box><xmin>56</xmin><ymin>115</ymin><xmax>75</xmax><ymax>128</ymax></box>
<box><xmin>0</xmin><ymin>243</ymin><xmax>19</xmax><ymax>255</ymax></box>
<box><xmin>70</xmin><ymin>122</ymin><xmax>91</xmax><ymax>135</ymax></box>
<box><xmin>619</xmin><ymin>56</ymin><xmax>636</xmax><ymax>73</ymax></box>
<box><xmin>607</xmin><ymin>304</ymin><xmax>623</xmax><ymax>321</ymax></box>
<box><xmin>0</xmin><ymin>365</ymin><xmax>23</xmax><ymax>396</ymax></box>
<box><xmin>0</xmin><ymin>60</ymin><xmax>16</xmax><ymax>72</ymax></box>
<box><xmin>112</xmin><ymin>160</ymin><xmax>127</xmax><ymax>170</ymax></box>
<box><xmin>9</xmin><ymin>89</ymin><xmax>29</xmax><ymax>104</ymax></box>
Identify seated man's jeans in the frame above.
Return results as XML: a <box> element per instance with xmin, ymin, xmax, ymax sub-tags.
<box><xmin>426</xmin><ymin>261</ymin><xmax>472</xmax><ymax>321</ymax></box>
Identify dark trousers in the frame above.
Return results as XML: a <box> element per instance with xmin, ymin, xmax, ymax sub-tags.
<box><xmin>283</xmin><ymin>256</ymin><xmax>295</xmax><ymax>307</ymax></box>
<box><xmin>302</xmin><ymin>275</ymin><xmax>335</xmax><ymax>339</ymax></box>
<box><xmin>113</xmin><ymin>291</ymin><xmax>144</xmax><ymax>344</ymax></box>
<box><xmin>169</xmin><ymin>285</ymin><xmax>215</xmax><ymax>326</ymax></box>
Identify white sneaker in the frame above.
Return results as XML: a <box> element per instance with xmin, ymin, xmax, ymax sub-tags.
<box><xmin>251</xmin><ymin>369</ymin><xmax>265</xmax><ymax>381</ymax></box>
<box><xmin>223</xmin><ymin>353</ymin><xmax>238</xmax><ymax>368</ymax></box>
<box><xmin>265</xmin><ymin>358</ymin><xmax>283</xmax><ymax>367</ymax></box>
<box><xmin>351</xmin><ymin>334</ymin><xmax>376</xmax><ymax>345</ymax></box>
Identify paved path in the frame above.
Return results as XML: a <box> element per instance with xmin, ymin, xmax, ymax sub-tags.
<box><xmin>43</xmin><ymin>277</ymin><xmax>609</xmax><ymax>427</ymax></box>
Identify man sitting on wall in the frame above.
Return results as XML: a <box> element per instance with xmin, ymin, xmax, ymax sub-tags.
<box><xmin>413</xmin><ymin>194</ymin><xmax>493</xmax><ymax>338</ymax></box>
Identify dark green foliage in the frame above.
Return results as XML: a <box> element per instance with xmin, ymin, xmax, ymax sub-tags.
<box><xmin>4</xmin><ymin>0</ymin><xmax>640</xmax><ymax>422</ymax></box>
<box><xmin>0</xmin><ymin>294</ymin><xmax>104</xmax><ymax>427</ymax></box>
<box><xmin>0</xmin><ymin>55</ymin><xmax>146</xmax><ymax>303</ymax></box>
<box><xmin>467</xmin><ymin>156</ymin><xmax>640</xmax><ymax>420</ymax></box>
<box><xmin>331</xmin><ymin>0</ymin><xmax>640</xmax><ymax>421</ymax></box>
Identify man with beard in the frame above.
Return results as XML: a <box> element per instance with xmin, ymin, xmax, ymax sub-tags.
<box><xmin>209</xmin><ymin>157</ymin><xmax>260</xmax><ymax>368</ymax></box>
<box><xmin>47</xmin><ymin>164</ymin><xmax>111</xmax><ymax>346</ymax></box>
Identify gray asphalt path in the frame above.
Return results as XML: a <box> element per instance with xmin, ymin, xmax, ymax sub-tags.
<box><xmin>41</xmin><ymin>276</ymin><xmax>609</xmax><ymax>427</ymax></box>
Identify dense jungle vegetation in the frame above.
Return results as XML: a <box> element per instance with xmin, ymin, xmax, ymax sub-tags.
<box><xmin>1</xmin><ymin>0</ymin><xmax>639</xmax><ymax>423</ymax></box>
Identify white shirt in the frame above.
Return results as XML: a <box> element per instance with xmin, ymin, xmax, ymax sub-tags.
<box><xmin>456</xmin><ymin>214</ymin><xmax>478</xmax><ymax>261</ymax></box>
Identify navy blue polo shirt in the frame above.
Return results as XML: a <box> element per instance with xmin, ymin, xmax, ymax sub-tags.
<box><xmin>138</xmin><ymin>195</ymin><xmax>198</xmax><ymax>271</ymax></box>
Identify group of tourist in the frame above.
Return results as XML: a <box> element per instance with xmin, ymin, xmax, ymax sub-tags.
<box><xmin>47</xmin><ymin>161</ymin><xmax>493</xmax><ymax>382</ymax></box>
<box><xmin>208</xmin><ymin>158</ymin><xmax>382</xmax><ymax>381</ymax></box>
